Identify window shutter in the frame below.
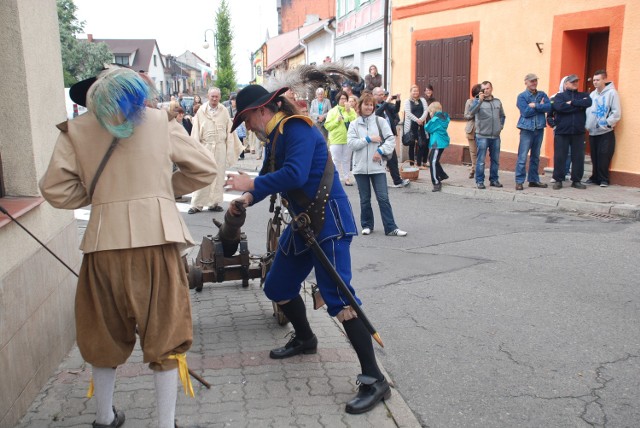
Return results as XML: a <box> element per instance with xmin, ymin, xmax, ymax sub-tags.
<box><xmin>415</xmin><ymin>34</ymin><xmax>471</xmax><ymax>120</ymax></box>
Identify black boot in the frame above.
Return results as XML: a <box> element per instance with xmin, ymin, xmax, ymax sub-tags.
<box><xmin>92</xmin><ymin>407</ymin><xmax>125</xmax><ymax>427</ymax></box>
<box><xmin>269</xmin><ymin>296</ymin><xmax>317</xmax><ymax>359</ymax></box>
<box><xmin>345</xmin><ymin>374</ymin><xmax>391</xmax><ymax>414</ymax></box>
<box><xmin>269</xmin><ymin>333</ymin><xmax>318</xmax><ymax>359</ymax></box>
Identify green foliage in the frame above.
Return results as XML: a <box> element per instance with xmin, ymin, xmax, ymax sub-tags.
<box><xmin>57</xmin><ymin>0</ymin><xmax>112</xmax><ymax>86</ymax></box>
<box><xmin>214</xmin><ymin>0</ymin><xmax>237</xmax><ymax>100</ymax></box>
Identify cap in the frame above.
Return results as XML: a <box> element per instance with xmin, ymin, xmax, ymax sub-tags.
<box><xmin>524</xmin><ymin>73</ymin><xmax>538</xmax><ymax>81</ymax></box>
<box><xmin>566</xmin><ymin>74</ymin><xmax>579</xmax><ymax>83</ymax></box>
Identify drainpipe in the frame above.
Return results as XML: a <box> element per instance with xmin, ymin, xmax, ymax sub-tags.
<box><xmin>300</xmin><ymin>39</ymin><xmax>309</xmax><ymax>65</ymax></box>
<box><xmin>383</xmin><ymin>0</ymin><xmax>390</xmax><ymax>88</ymax></box>
<box><xmin>322</xmin><ymin>21</ymin><xmax>336</xmax><ymax>62</ymax></box>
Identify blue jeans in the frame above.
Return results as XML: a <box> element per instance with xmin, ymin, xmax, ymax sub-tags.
<box><xmin>475</xmin><ymin>137</ymin><xmax>501</xmax><ymax>183</ymax></box>
<box><xmin>515</xmin><ymin>129</ymin><xmax>544</xmax><ymax>183</ymax></box>
<box><xmin>354</xmin><ymin>173</ymin><xmax>398</xmax><ymax>234</ymax></box>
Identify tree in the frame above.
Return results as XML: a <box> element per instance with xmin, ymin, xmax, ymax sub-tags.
<box><xmin>57</xmin><ymin>0</ymin><xmax>112</xmax><ymax>86</ymax></box>
<box><xmin>214</xmin><ymin>0</ymin><xmax>237</xmax><ymax>100</ymax></box>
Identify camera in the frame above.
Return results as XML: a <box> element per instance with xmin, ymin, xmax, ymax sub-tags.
<box><xmin>391</xmin><ymin>95</ymin><xmax>397</xmax><ymax>100</ymax></box>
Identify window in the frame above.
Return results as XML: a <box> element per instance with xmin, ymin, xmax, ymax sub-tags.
<box><xmin>415</xmin><ymin>35</ymin><xmax>471</xmax><ymax>120</ymax></box>
<box><xmin>153</xmin><ymin>55</ymin><xmax>157</xmax><ymax>67</ymax></box>
<box><xmin>114</xmin><ymin>55</ymin><xmax>129</xmax><ymax>66</ymax></box>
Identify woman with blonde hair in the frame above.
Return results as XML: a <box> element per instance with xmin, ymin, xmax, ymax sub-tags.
<box><xmin>403</xmin><ymin>84</ymin><xmax>429</xmax><ymax>168</ymax></box>
<box><xmin>325</xmin><ymin>91</ymin><xmax>357</xmax><ymax>185</ymax></box>
<box><xmin>424</xmin><ymin>101</ymin><xmax>451</xmax><ymax>192</ymax></box>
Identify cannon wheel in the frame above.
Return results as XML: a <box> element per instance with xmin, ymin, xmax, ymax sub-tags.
<box><xmin>189</xmin><ymin>266</ymin><xmax>204</xmax><ymax>292</ymax></box>
<box><xmin>266</xmin><ymin>212</ymin><xmax>288</xmax><ymax>326</ymax></box>
<box><xmin>272</xmin><ymin>301</ymin><xmax>289</xmax><ymax>326</ymax></box>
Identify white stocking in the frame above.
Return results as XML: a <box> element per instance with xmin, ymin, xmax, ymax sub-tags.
<box><xmin>154</xmin><ymin>368</ymin><xmax>178</xmax><ymax>428</ymax></box>
<box><xmin>93</xmin><ymin>367</ymin><xmax>116</xmax><ymax>425</ymax></box>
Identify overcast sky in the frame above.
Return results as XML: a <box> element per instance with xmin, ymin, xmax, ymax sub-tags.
<box><xmin>74</xmin><ymin>0</ymin><xmax>278</xmax><ymax>83</ymax></box>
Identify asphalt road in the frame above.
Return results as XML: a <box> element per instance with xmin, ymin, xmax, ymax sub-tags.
<box><xmin>180</xmin><ymin>176</ymin><xmax>640</xmax><ymax>428</ymax></box>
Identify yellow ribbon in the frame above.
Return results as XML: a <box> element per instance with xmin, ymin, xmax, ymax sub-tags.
<box><xmin>87</xmin><ymin>377</ymin><xmax>94</xmax><ymax>398</ymax></box>
<box><xmin>168</xmin><ymin>353</ymin><xmax>195</xmax><ymax>397</ymax></box>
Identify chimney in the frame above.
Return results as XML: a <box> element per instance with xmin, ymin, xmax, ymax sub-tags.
<box><xmin>87</xmin><ymin>34</ymin><xmax>93</xmax><ymax>42</ymax></box>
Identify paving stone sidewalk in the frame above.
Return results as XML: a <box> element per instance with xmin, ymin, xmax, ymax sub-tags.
<box><xmin>17</xmin><ymin>277</ymin><xmax>420</xmax><ymax>428</ymax></box>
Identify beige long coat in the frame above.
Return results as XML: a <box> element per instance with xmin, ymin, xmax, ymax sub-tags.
<box><xmin>190</xmin><ymin>103</ymin><xmax>242</xmax><ymax>208</ymax></box>
<box><xmin>39</xmin><ymin>108</ymin><xmax>216</xmax><ymax>253</ymax></box>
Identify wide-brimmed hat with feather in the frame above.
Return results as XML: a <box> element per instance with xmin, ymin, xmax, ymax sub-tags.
<box><xmin>231</xmin><ymin>85</ymin><xmax>288</xmax><ymax>132</ymax></box>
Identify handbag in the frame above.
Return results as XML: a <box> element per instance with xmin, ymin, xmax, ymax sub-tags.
<box><xmin>402</xmin><ymin>128</ymin><xmax>414</xmax><ymax>146</ymax></box>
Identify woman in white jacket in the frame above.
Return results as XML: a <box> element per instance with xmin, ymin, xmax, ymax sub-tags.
<box><xmin>347</xmin><ymin>93</ymin><xmax>407</xmax><ymax>237</ymax></box>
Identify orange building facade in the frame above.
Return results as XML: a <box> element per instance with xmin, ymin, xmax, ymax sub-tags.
<box><xmin>391</xmin><ymin>0</ymin><xmax>639</xmax><ymax>186</ymax></box>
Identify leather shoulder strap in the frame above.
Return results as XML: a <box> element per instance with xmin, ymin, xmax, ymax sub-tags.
<box><xmin>89</xmin><ymin>137</ymin><xmax>119</xmax><ymax>200</ymax></box>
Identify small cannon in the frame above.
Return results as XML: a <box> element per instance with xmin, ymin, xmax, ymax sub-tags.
<box><xmin>185</xmin><ymin>201</ymin><xmax>271</xmax><ymax>292</ymax></box>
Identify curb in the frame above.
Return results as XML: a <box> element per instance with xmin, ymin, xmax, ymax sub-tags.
<box><xmin>441</xmin><ymin>184</ymin><xmax>640</xmax><ymax>220</ymax></box>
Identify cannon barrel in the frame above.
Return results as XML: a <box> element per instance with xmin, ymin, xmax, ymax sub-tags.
<box><xmin>213</xmin><ymin>201</ymin><xmax>247</xmax><ymax>257</ymax></box>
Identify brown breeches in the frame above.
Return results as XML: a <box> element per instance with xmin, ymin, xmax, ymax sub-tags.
<box><xmin>75</xmin><ymin>244</ymin><xmax>192</xmax><ymax>371</ymax></box>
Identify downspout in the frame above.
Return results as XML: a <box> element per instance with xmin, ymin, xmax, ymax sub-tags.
<box><xmin>322</xmin><ymin>21</ymin><xmax>336</xmax><ymax>62</ymax></box>
<box><xmin>383</xmin><ymin>0</ymin><xmax>390</xmax><ymax>88</ymax></box>
<box><xmin>300</xmin><ymin>38</ymin><xmax>309</xmax><ymax>65</ymax></box>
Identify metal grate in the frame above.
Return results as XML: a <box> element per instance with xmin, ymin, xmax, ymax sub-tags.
<box><xmin>583</xmin><ymin>212</ymin><xmax>616</xmax><ymax>220</ymax></box>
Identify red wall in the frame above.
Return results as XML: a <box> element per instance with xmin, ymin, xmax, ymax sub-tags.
<box><xmin>280</xmin><ymin>0</ymin><xmax>335</xmax><ymax>33</ymax></box>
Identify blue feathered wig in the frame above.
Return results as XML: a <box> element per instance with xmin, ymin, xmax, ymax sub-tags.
<box><xmin>86</xmin><ymin>67</ymin><xmax>156</xmax><ymax>138</ymax></box>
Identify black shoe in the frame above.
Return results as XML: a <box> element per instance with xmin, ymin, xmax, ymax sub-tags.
<box><xmin>585</xmin><ymin>178</ymin><xmax>598</xmax><ymax>185</ymax></box>
<box><xmin>528</xmin><ymin>182</ymin><xmax>548</xmax><ymax>188</ymax></box>
<box><xmin>208</xmin><ymin>205</ymin><xmax>224</xmax><ymax>212</ymax></box>
<box><xmin>269</xmin><ymin>333</ymin><xmax>318</xmax><ymax>359</ymax></box>
<box><xmin>571</xmin><ymin>181</ymin><xmax>586</xmax><ymax>189</ymax></box>
<box><xmin>92</xmin><ymin>407</ymin><xmax>125</xmax><ymax>428</ymax></box>
<box><xmin>490</xmin><ymin>180</ymin><xmax>503</xmax><ymax>188</ymax></box>
<box><xmin>553</xmin><ymin>181</ymin><xmax>563</xmax><ymax>190</ymax></box>
<box><xmin>515</xmin><ymin>183</ymin><xmax>524</xmax><ymax>191</ymax></box>
<box><xmin>476</xmin><ymin>182</ymin><xmax>486</xmax><ymax>190</ymax></box>
<box><xmin>345</xmin><ymin>375</ymin><xmax>391</xmax><ymax>414</ymax></box>
<box><xmin>432</xmin><ymin>183</ymin><xmax>442</xmax><ymax>192</ymax></box>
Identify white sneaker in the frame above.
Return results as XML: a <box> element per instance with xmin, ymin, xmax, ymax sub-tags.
<box><xmin>550</xmin><ymin>178</ymin><xmax>556</xmax><ymax>183</ymax></box>
<box><xmin>361</xmin><ymin>228</ymin><xmax>371</xmax><ymax>235</ymax></box>
<box><xmin>390</xmin><ymin>179</ymin><xmax>410</xmax><ymax>188</ymax></box>
<box><xmin>386</xmin><ymin>228</ymin><xmax>407</xmax><ymax>237</ymax></box>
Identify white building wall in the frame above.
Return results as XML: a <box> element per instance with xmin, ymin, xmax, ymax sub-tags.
<box><xmin>335</xmin><ymin>20</ymin><xmax>384</xmax><ymax>78</ymax></box>
<box><xmin>306</xmin><ymin>32</ymin><xmax>334</xmax><ymax>65</ymax></box>
<box><xmin>147</xmin><ymin>45</ymin><xmax>165</xmax><ymax>95</ymax></box>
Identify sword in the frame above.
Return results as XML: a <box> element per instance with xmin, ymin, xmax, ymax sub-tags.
<box><xmin>291</xmin><ymin>212</ymin><xmax>384</xmax><ymax>348</ymax></box>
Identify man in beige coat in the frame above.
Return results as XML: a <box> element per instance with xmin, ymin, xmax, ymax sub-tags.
<box><xmin>189</xmin><ymin>87</ymin><xmax>242</xmax><ymax>213</ymax></box>
<box><xmin>39</xmin><ymin>67</ymin><xmax>216</xmax><ymax>428</ymax></box>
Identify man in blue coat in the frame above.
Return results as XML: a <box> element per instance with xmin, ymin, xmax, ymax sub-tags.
<box><xmin>551</xmin><ymin>74</ymin><xmax>593</xmax><ymax>189</ymax></box>
<box><xmin>225</xmin><ymin>84</ymin><xmax>390</xmax><ymax>414</ymax></box>
<box><xmin>515</xmin><ymin>73</ymin><xmax>552</xmax><ymax>190</ymax></box>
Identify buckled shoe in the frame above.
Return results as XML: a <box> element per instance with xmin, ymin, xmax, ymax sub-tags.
<box><xmin>92</xmin><ymin>407</ymin><xmax>125</xmax><ymax>428</ymax></box>
<box><xmin>345</xmin><ymin>375</ymin><xmax>391</xmax><ymax>414</ymax></box>
<box><xmin>269</xmin><ymin>334</ymin><xmax>318</xmax><ymax>359</ymax></box>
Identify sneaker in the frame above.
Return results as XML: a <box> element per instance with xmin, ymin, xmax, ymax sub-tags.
<box><xmin>401</xmin><ymin>179</ymin><xmax>410</xmax><ymax>187</ymax></box>
<box><xmin>386</xmin><ymin>229</ymin><xmax>407</xmax><ymax>237</ymax></box>
<box><xmin>476</xmin><ymin>183</ymin><xmax>486</xmax><ymax>190</ymax></box>
<box><xmin>585</xmin><ymin>178</ymin><xmax>595</xmax><ymax>184</ymax></box>
<box><xmin>571</xmin><ymin>181</ymin><xmax>586</xmax><ymax>189</ymax></box>
<box><xmin>432</xmin><ymin>183</ymin><xmax>442</xmax><ymax>192</ymax></box>
<box><xmin>553</xmin><ymin>181</ymin><xmax>563</xmax><ymax>190</ymax></box>
<box><xmin>550</xmin><ymin>178</ymin><xmax>557</xmax><ymax>183</ymax></box>
<box><xmin>490</xmin><ymin>180</ymin><xmax>503</xmax><ymax>188</ymax></box>
<box><xmin>361</xmin><ymin>228</ymin><xmax>371</xmax><ymax>235</ymax></box>
<box><xmin>600</xmin><ymin>181</ymin><xmax>609</xmax><ymax>187</ymax></box>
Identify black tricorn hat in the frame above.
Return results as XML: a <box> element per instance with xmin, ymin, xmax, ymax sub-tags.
<box><xmin>231</xmin><ymin>85</ymin><xmax>288</xmax><ymax>132</ymax></box>
<box><xmin>69</xmin><ymin>76</ymin><xmax>98</xmax><ymax>107</ymax></box>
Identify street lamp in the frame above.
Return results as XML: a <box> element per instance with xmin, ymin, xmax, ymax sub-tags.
<box><xmin>203</xmin><ymin>29</ymin><xmax>219</xmax><ymax>67</ymax></box>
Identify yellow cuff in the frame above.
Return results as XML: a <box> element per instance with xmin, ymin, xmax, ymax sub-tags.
<box><xmin>87</xmin><ymin>377</ymin><xmax>94</xmax><ymax>398</ymax></box>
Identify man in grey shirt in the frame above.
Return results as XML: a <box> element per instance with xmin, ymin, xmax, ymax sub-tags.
<box><xmin>469</xmin><ymin>81</ymin><xmax>506</xmax><ymax>189</ymax></box>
